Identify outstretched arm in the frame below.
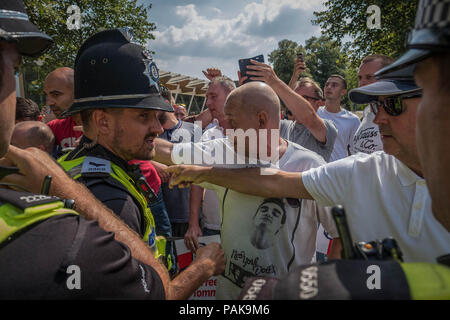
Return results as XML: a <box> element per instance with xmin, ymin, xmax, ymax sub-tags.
<box><xmin>154</xmin><ymin>138</ymin><xmax>175</xmax><ymax>166</ymax></box>
<box><xmin>167</xmin><ymin>165</ymin><xmax>313</xmax><ymax>200</ymax></box>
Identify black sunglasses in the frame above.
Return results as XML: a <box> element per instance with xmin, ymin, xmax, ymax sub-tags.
<box><xmin>302</xmin><ymin>95</ymin><xmax>321</xmax><ymax>102</ymax></box>
<box><xmin>369</xmin><ymin>92</ymin><xmax>422</xmax><ymax>116</ymax></box>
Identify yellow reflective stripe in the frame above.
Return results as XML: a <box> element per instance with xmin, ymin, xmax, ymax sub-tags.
<box><xmin>400</xmin><ymin>263</ymin><xmax>450</xmax><ymax>300</ymax></box>
<box><xmin>109</xmin><ymin>163</ymin><xmax>155</xmax><ymax>242</ymax></box>
<box><xmin>59</xmin><ymin>155</ymin><xmax>158</xmax><ymax>255</ymax></box>
<box><xmin>0</xmin><ymin>202</ymin><xmax>78</xmax><ymax>244</ymax></box>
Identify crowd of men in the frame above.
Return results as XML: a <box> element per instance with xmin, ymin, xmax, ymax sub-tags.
<box><xmin>0</xmin><ymin>0</ymin><xmax>449</xmax><ymax>300</ymax></box>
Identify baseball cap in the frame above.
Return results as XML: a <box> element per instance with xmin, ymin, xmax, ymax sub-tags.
<box><xmin>349</xmin><ymin>79</ymin><xmax>421</xmax><ymax>104</ymax></box>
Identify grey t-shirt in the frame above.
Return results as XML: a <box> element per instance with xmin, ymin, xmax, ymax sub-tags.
<box><xmin>159</xmin><ymin>121</ymin><xmax>201</xmax><ymax>223</ymax></box>
<box><xmin>279</xmin><ymin>119</ymin><xmax>337</xmax><ymax>162</ymax></box>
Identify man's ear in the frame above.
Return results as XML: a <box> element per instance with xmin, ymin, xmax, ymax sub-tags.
<box><xmin>91</xmin><ymin>109</ymin><xmax>111</xmax><ymax>135</ymax></box>
<box><xmin>258</xmin><ymin>111</ymin><xmax>269</xmax><ymax>129</ymax></box>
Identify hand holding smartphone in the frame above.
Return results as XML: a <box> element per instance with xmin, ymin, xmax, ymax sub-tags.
<box><xmin>238</xmin><ymin>54</ymin><xmax>264</xmax><ymax>84</ymax></box>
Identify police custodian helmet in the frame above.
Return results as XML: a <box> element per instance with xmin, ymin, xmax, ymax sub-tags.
<box><xmin>66</xmin><ymin>28</ymin><xmax>173</xmax><ymax>115</ymax></box>
<box><xmin>0</xmin><ymin>0</ymin><xmax>53</xmax><ymax>57</ymax></box>
<box><xmin>376</xmin><ymin>0</ymin><xmax>450</xmax><ymax>76</ymax></box>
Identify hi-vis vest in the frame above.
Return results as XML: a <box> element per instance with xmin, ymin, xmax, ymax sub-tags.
<box><xmin>0</xmin><ymin>189</ymin><xmax>78</xmax><ymax>245</ymax></box>
<box><xmin>57</xmin><ymin>154</ymin><xmax>162</xmax><ymax>255</ymax></box>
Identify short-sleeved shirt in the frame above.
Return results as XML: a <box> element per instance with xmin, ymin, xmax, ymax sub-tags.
<box><xmin>302</xmin><ymin>151</ymin><xmax>450</xmax><ymax>262</ymax></box>
<box><xmin>172</xmin><ymin>138</ymin><xmax>338</xmax><ymax>299</ymax></box>
<box><xmin>0</xmin><ymin>214</ymin><xmax>165</xmax><ymax>299</ymax></box>
<box><xmin>351</xmin><ymin>105</ymin><xmax>383</xmax><ymax>155</ymax></box>
<box><xmin>280</xmin><ymin>119</ymin><xmax>337</xmax><ymax>162</ymax></box>
<box><xmin>317</xmin><ymin>107</ymin><xmax>361</xmax><ymax>162</ymax></box>
<box><xmin>47</xmin><ymin>116</ymin><xmax>83</xmax><ymax>150</ymax></box>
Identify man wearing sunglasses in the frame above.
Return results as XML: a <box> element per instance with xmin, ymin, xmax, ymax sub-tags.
<box><xmin>240</xmin><ymin>61</ymin><xmax>338</xmax><ymax>162</ymax></box>
<box><xmin>167</xmin><ymin>75</ymin><xmax>450</xmax><ymax>263</ymax></box>
<box><xmin>375</xmin><ymin>0</ymin><xmax>450</xmax><ymax>235</ymax></box>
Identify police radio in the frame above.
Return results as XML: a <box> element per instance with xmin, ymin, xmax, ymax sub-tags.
<box><xmin>331</xmin><ymin>205</ymin><xmax>404</xmax><ymax>262</ymax></box>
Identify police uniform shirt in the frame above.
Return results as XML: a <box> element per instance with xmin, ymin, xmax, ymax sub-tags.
<box><xmin>63</xmin><ymin>136</ymin><xmax>146</xmax><ymax>237</ymax></box>
<box><xmin>0</xmin><ymin>214</ymin><xmax>164</xmax><ymax>299</ymax></box>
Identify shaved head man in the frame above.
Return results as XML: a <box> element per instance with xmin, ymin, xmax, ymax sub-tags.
<box><xmin>43</xmin><ymin>67</ymin><xmax>74</xmax><ymax>119</ymax></box>
<box><xmin>44</xmin><ymin>67</ymin><xmax>82</xmax><ymax>152</ymax></box>
<box><xmin>11</xmin><ymin>121</ymin><xmax>55</xmax><ymax>154</ymax></box>
<box><xmin>156</xmin><ymin>81</ymin><xmax>338</xmax><ymax>299</ymax></box>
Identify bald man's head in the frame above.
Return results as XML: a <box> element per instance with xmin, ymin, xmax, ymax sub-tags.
<box><xmin>11</xmin><ymin>121</ymin><xmax>55</xmax><ymax>154</ymax></box>
<box><xmin>43</xmin><ymin>67</ymin><xmax>74</xmax><ymax>118</ymax></box>
<box><xmin>224</xmin><ymin>82</ymin><xmax>281</xmax><ymax>130</ymax></box>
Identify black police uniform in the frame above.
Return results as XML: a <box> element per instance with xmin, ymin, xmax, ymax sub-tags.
<box><xmin>0</xmin><ymin>189</ymin><xmax>165</xmax><ymax>299</ymax></box>
<box><xmin>62</xmin><ymin>136</ymin><xmax>150</xmax><ymax>238</ymax></box>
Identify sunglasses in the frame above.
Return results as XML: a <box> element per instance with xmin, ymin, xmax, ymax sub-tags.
<box><xmin>302</xmin><ymin>95</ymin><xmax>321</xmax><ymax>102</ymax></box>
<box><xmin>369</xmin><ymin>92</ymin><xmax>422</xmax><ymax>116</ymax></box>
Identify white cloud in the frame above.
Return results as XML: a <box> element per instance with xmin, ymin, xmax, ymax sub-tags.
<box><xmin>150</xmin><ymin>0</ymin><xmax>324</xmax><ymax>79</ymax></box>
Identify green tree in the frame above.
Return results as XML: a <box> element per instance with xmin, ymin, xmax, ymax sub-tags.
<box><xmin>303</xmin><ymin>36</ymin><xmax>348</xmax><ymax>89</ymax></box>
<box><xmin>268</xmin><ymin>39</ymin><xmax>311</xmax><ymax>85</ymax></box>
<box><xmin>269</xmin><ymin>36</ymin><xmax>356</xmax><ymax>109</ymax></box>
<box><xmin>22</xmin><ymin>0</ymin><xmax>155</xmax><ymax>106</ymax></box>
<box><xmin>313</xmin><ymin>0</ymin><xmax>418</xmax><ymax>65</ymax></box>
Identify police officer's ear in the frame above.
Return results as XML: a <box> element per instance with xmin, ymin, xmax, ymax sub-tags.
<box><xmin>91</xmin><ymin>109</ymin><xmax>111</xmax><ymax>135</ymax></box>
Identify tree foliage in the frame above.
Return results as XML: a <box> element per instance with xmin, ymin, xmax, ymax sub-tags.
<box><xmin>268</xmin><ymin>39</ymin><xmax>307</xmax><ymax>85</ymax></box>
<box><xmin>313</xmin><ymin>0</ymin><xmax>418</xmax><ymax>65</ymax></box>
<box><xmin>269</xmin><ymin>36</ymin><xmax>358</xmax><ymax>108</ymax></box>
<box><xmin>22</xmin><ymin>0</ymin><xmax>155</xmax><ymax>105</ymax></box>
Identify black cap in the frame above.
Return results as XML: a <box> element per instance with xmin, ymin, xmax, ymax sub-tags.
<box><xmin>238</xmin><ymin>260</ymin><xmax>411</xmax><ymax>300</ymax></box>
<box><xmin>0</xmin><ymin>0</ymin><xmax>53</xmax><ymax>57</ymax></box>
<box><xmin>376</xmin><ymin>0</ymin><xmax>450</xmax><ymax>77</ymax></box>
<box><xmin>66</xmin><ymin>28</ymin><xmax>173</xmax><ymax>115</ymax></box>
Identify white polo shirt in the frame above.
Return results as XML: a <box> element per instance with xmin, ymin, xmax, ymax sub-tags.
<box><xmin>302</xmin><ymin>151</ymin><xmax>450</xmax><ymax>263</ymax></box>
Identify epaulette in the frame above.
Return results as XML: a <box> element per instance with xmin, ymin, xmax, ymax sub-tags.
<box><xmin>0</xmin><ymin>189</ymin><xmax>60</xmax><ymax>211</ymax></box>
<box><xmin>80</xmin><ymin>156</ymin><xmax>111</xmax><ymax>179</ymax></box>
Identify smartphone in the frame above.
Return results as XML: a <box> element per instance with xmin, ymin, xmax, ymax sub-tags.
<box><xmin>297</xmin><ymin>53</ymin><xmax>304</xmax><ymax>62</ymax></box>
<box><xmin>239</xmin><ymin>54</ymin><xmax>264</xmax><ymax>84</ymax></box>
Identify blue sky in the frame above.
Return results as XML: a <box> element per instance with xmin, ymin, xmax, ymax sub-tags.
<box><xmin>141</xmin><ymin>0</ymin><xmax>325</xmax><ymax>80</ymax></box>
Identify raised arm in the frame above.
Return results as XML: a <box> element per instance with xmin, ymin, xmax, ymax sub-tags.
<box><xmin>167</xmin><ymin>165</ymin><xmax>313</xmax><ymax>200</ymax></box>
<box><xmin>245</xmin><ymin>60</ymin><xmax>327</xmax><ymax>143</ymax></box>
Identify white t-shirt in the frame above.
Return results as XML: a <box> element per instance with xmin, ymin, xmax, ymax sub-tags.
<box><xmin>173</xmin><ymin>139</ymin><xmax>338</xmax><ymax>299</ymax></box>
<box><xmin>351</xmin><ymin>105</ymin><xmax>383</xmax><ymax>154</ymax></box>
<box><xmin>317</xmin><ymin>106</ymin><xmax>361</xmax><ymax>162</ymax></box>
<box><xmin>302</xmin><ymin>151</ymin><xmax>450</xmax><ymax>263</ymax></box>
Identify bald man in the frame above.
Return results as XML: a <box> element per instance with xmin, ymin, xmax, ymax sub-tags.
<box><xmin>44</xmin><ymin>67</ymin><xmax>82</xmax><ymax>152</ymax></box>
<box><xmin>155</xmin><ymin>82</ymin><xmax>339</xmax><ymax>299</ymax></box>
<box><xmin>11</xmin><ymin>121</ymin><xmax>55</xmax><ymax>154</ymax></box>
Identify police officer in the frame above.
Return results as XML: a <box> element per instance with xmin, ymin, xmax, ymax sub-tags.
<box><xmin>376</xmin><ymin>0</ymin><xmax>450</xmax><ymax>234</ymax></box>
<box><xmin>57</xmin><ymin>29</ymin><xmax>174</xmax><ymax>265</ymax></box>
<box><xmin>0</xmin><ymin>0</ymin><xmax>225</xmax><ymax>299</ymax></box>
